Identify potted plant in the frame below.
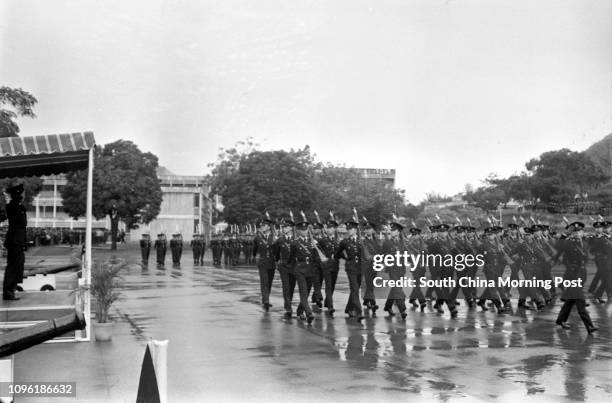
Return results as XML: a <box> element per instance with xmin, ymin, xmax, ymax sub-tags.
<box><xmin>89</xmin><ymin>257</ymin><xmax>124</xmax><ymax>341</ymax></box>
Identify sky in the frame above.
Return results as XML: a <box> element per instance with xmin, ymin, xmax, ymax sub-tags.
<box><xmin>1</xmin><ymin>0</ymin><xmax>611</xmax><ymax>203</ymax></box>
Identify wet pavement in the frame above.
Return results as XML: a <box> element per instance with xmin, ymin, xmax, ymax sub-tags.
<box><xmin>12</xmin><ymin>245</ymin><xmax>612</xmax><ymax>402</ymax></box>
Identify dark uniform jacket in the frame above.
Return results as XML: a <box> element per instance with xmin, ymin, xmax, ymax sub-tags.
<box><xmin>4</xmin><ymin>200</ymin><xmax>27</xmax><ymax>247</ymax></box>
<box><xmin>335</xmin><ymin>236</ymin><xmax>362</xmax><ymax>272</ymax></box>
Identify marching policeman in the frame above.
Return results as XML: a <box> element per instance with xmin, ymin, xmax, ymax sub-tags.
<box><xmin>288</xmin><ymin>219</ymin><xmax>318</xmax><ymax>324</ymax></box>
<box><xmin>318</xmin><ymin>218</ymin><xmax>340</xmax><ymax>315</ymax></box>
<box><xmin>335</xmin><ymin>220</ymin><xmax>364</xmax><ymax>321</ymax></box>
<box><xmin>2</xmin><ymin>184</ymin><xmax>27</xmax><ymax>301</ymax></box>
<box><xmin>361</xmin><ymin>220</ymin><xmax>381</xmax><ymax>315</ymax></box>
<box><xmin>554</xmin><ymin>222</ymin><xmax>598</xmax><ymax>334</ymax></box>
<box><xmin>140</xmin><ymin>233</ymin><xmax>152</xmax><ymax>266</ymax></box>
<box><xmin>253</xmin><ymin>218</ymin><xmax>276</xmax><ymax>311</ymax></box>
<box><xmin>274</xmin><ymin>218</ymin><xmax>296</xmax><ymax>318</ymax></box>
<box><xmin>382</xmin><ymin>221</ymin><xmax>407</xmax><ymax>319</ymax></box>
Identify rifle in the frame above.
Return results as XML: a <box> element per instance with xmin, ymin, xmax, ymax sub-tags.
<box><xmin>301</xmin><ymin>210</ymin><xmax>328</xmax><ymax>263</ymax></box>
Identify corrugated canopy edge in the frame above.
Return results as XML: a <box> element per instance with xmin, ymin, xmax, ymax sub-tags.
<box><xmin>0</xmin><ymin>132</ymin><xmax>96</xmax><ymax>179</ymax></box>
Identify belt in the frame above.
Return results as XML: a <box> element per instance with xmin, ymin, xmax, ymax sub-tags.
<box><xmin>297</xmin><ymin>258</ymin><xmax>311</xmax><ymax>263</ymax></box>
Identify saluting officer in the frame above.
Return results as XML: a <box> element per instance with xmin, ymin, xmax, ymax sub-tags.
<box><xmin>140</xmin><ymin>233</ymin><xmax>152</xmax><ymax>266</ymax></box>
<box><xmin>2</xmin><ymin>184</ymin><xmax>27</xmax><ymax>301</ymax></box>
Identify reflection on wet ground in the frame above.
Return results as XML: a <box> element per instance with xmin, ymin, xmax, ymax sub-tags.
<box><xmin>117</xmin><ymin>259</ymin><xmax>611</xmax><ymax>401</ymax></box>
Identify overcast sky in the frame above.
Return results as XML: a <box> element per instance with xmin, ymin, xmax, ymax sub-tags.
<box><xmin>1</xmin><ymin>0</ymin><xmax>611</xmax><ymax>203</ymax></box>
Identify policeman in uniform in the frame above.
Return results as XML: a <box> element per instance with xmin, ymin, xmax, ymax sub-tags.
<box><xmin>190</xmin><ymin>234</ymin><xmax>202</xmax><ymax>265</ymax></box>
<box><xmin>2</xmin><ymin>184</ymin><xmax>27</xmax><ymax>301</ymax></box>
<box><xmin>288</xmin><ymin>219</ymin><xmax>318</xmax><ymax>324</ymax></box>
<box><xmin>318</xmin><ymin>218</ymin><xmax>340</xmax><ymax>315</ymax></box>
<box><xmin>554</xmin><ymin>221</ymin><xmax>598</xmax><ymax>334</ymax></box>
<box><xmin>210</xmin><ymin>235</ymin><xmax>220</xmax><ymax>265</ymax></box>
<box><xmin>382</xmin><ymin>221</ymin><xmax>408</xmax><ymax>319</ymax></box>
<box><xmin>170</xmin><ymin>232</ymin><xmax>182</xmax><ymax>266</ymax></box>
<box><xmin>198</xmin><ymin>234</ymin><xmax>206</xmax><ymax>265</ymax></box>
<box><xmin>588</xmin><ymin>221</ymin><xmax>609</xmax><ymax>303</ymax></box>
<box><xmin>361</xmin><ymin>220</ymin><xmax>381</xmax><ymax>315</ymax></box>
<box><xmin>253</xmin><ymin>218</ymin><xmax>276</xmax><ymax>311</ymax></box>
<box><xmin>310</xmin><ymin>221</ymin><xmax>325</xmax><ymax>309</ymax></box>
<box><xmin>335</xmin><ymin>220</ymin><xmax>364</xmax><ymax>321</ymax></box>
<box><xmin>140</xmin><ymin>233</ymin><xmax>152</xmax><ymax>266</ymax></box>
<box><xmin>274</xmin><ymin>218</ymin><xmax>296</xmax><ymax>318</ymax></box>
<box><xmin>155</xmin><ymin>233</ymin><xmax>167</xmax><ymax>266</ymax></box>
<box><xmin>406</xmin><ymin>226</ymin><xmax>427</xmax><ymax>311</ymax></box>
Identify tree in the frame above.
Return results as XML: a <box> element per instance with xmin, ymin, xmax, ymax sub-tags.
<box><xmin>61</xmin><ymin>140</ymin><xmax>163</xmax><ymax>250</ymax></box>
<box><xmin>0</xmin><ymin>86</ymin><xmax>38</xmax><ymax>138</ymax></box>
<box><xmin>312</xmin><ymin>165</ymin><xmax>406</xmax><ymax>225</ymax></box>
<box><xmin>207</xmin><ymin>139</ymin><xmax>411</xmax><ymax>227</ymax></box>
<box><xmin>214</xmin><ymin>148</ymin><xmax>315</xmax><ymax>224</ymax></box>
<box><xmin>525</xmin><ymin>149</ymin><xmax>609</xmax><ymax>203</ymax></box>
<box><xmin>0</xmin><ymin>86</ymin><xmax>42</xmax><ymax>207</ymax></box>
<box><xmin>462</xmin><ymin>185</ymin><xmax>507</xmax><ymax>213</ymax></box>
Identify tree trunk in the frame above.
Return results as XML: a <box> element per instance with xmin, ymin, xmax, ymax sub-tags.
<box><xmin>110</xmin><ymin>217</ymin><xmax>119</xmax><ymax>250</ymax></box>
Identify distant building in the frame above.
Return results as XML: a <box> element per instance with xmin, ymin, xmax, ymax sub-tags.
<box><xmin>422</xmin><ymin>194</ymin><xmax>468</xmax><ymax>212</ymax></box>
<box><xmin>28</xmin><ymin>175</ymin><xmax>107</xmax><ymax>229</ymax></box>
<box><xmin>24</xmin><ymin>168</ymin><xmax>212</xmax><ymax>242</ymax></box>
<box><xmin>355</xmin><ymin>168</ymin><xmax>396</xmax><ymax>187</ymax></box>
<box><xmin>130</xmin><ymin>168</ymin><xmax>211</xmax><ymax>242</ymax></box>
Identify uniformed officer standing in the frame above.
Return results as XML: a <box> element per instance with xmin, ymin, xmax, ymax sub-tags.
<box><xmin>335</xmin><ymin>220</ymin><xmax>364</xmax><ymax>321</ymax></box>
<box><xmin>140</xmin><ymin>233</ymin><xmax>152</xmax><ymax>266</ymax></box>
<box><xmin>2</xmin><ymin>184</ymin><xmax>27</xmax><ymax>301</ymax></box>
<box><xmin>155</xmin><ymin>233</ymin><xmax>167</xmax><ymax>266</ymax></box>
<box><xmin>211</xmin><ymin>235</ymin><xmax>222</xmax><ymax>265</ymax></box>
<box><xmin>554</xmin><ymin>221</ymin><xmax>598</xmax><ymax>334</ymax></box>
<box><xmin>191</xmin><ymin>234</ymin><xmax>201</xmax><ymax>265</ymax></box>
<box><xmin>253</xmin><ymin>218</ymin><xmax>276</xmax><ymax>311</ymax></box>
<box><xmin>198</xmin><ymin>235</ymin><xmax>206</xmax><ymax>265</ymax></box>
<box><xmin>170</xmin><ymin>233</ymin><xmax>182</xmax><ymax>266</ymax></box>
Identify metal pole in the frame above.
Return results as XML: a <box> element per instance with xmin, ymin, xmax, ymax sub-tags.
<box><xmin>82</xmin><ymin>147</ymin><xmax>94</xmax><ymax>341</ymax></box>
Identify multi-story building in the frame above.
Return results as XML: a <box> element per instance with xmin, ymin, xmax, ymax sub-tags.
<box><xmin>28</xmin><ymin>175</ymin><xmax>107</xmax><ymax>229</ymax></box>
<box><xmin>130</xmin><ymin>170</ymin><xmax>211</xmax><ymax>242</ymax></box>
<box><xmin>24</xmin><ymin>168</ymin><xmax>211</xmax><ymax>242</ymax></box>
<box><xmin>357</xmin><ymin>168</ymin><xmax>396</xmax><ymax>187</ymax></box>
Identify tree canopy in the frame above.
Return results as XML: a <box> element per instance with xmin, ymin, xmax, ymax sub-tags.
<box><xmin>0</xmin><ymin>86</ymin><xmax>38</xmax><ymax>138</ymax></box>
<box><xmin>0</xmin><ymin>86</ymin><xmax>42</xmax><ymax>207</ymax></box>
<box><xmin>208</xmin><ymin>140</ymin><xmax>410</xmax><ymax>226</ymax></box>
<box><xmin>61</xmin><ymin>140</ymin><xmax>162</xmax><ymax>249</ymax></box>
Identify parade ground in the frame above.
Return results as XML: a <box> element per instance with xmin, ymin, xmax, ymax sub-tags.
<box><xmin>11</xmin><ymin>244</ymin><xmax>612</xmax><ymax>402</ymax></box>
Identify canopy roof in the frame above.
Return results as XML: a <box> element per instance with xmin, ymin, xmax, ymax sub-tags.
<box><xmin>0</xmin><ymin>132</ymin><xmax>95</xmax><ymax>178</ymax></box>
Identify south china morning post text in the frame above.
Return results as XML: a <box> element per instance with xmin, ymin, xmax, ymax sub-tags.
<box><xmin>370</xmin><ymin>251</ymin><xmax>584</xmax><ymax>290</ymax></box>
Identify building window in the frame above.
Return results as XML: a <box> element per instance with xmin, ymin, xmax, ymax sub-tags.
<box><xmin>194</xmin><ymin>194</ymin><xmax>200</xmax><ymax>208</ymax></box>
